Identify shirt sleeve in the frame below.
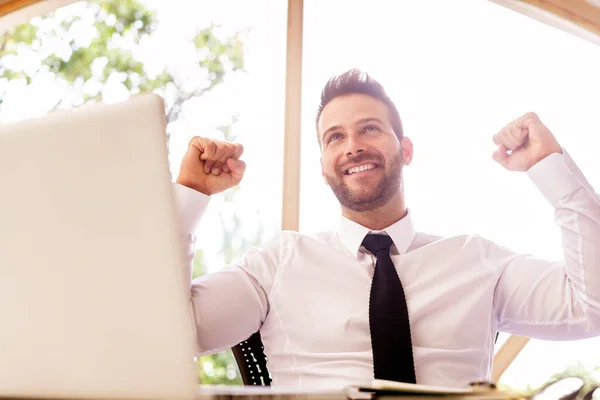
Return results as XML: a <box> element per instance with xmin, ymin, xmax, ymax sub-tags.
<box><xmin>488</xmin><ymin>150</ymin><xmax>600</xmax><ymax>339</ymax></box>
<box><xmin>172</xmin><ymin>183</ymin><xmax>280</xmax><ymax>355</ymax></box>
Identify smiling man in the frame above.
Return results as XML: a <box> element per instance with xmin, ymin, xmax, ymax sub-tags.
<box><xmin>317</xmin><ymin>72</ymin><xmax>411</xmax><ymax>229</ymax></box>
<box><xmin>174</xmin><ymin>69</ymin><xmax>600</xmax><ymax>389</ymax></box>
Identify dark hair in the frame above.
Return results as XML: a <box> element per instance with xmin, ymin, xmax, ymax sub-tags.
<box><xmin>316</xmin><ymin>69</ymin><xmax>403</xmax><ymax>147</ymax></box>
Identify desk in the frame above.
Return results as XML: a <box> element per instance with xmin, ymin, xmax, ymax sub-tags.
<box><xmin>196</xmin><ymin>386</ymin><xmax>518</xmax><ymax>400</ymax></box>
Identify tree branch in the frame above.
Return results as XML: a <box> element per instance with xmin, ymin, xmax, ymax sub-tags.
<box><xmin>165</xmin><ymin>85</ymin><xmax>209</xmax><ymax>124</ymax></box>
<box><xmin>0</xmin><ymin>32</ymin><xmax>9</xmax><ymax>54</ymax></box>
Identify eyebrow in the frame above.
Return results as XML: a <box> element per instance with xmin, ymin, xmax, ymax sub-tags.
<box><xmin>321</xmin><ymin>118</ymin><xmax>385</xmax><ymax>142</ymax></box>
<box><xmin>356</xmin><ymin>117</ymin><xmax>384</xmax><ymax>126</ymax></box>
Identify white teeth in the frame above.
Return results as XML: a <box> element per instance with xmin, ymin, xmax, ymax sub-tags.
<box><xmin>347</xmin><ymin>164</ymin><xmax>376</xmax><ymax>175</ymax></box>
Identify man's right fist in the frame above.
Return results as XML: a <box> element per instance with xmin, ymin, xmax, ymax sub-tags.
<box><xmin>176</xmin><ymin>136</ymin><xmax>246</xmax><ymax>196</ymax></box>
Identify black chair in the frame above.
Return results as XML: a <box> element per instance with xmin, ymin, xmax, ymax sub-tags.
<box><xmin>231</xmin><ymin>331</ymin><xmax>272</xmax><ymax>386</ymax></box>
<box><xmin>231</xmin><ymin>331</ymin><xmax>501</xmax><ymax>386</ymax></box>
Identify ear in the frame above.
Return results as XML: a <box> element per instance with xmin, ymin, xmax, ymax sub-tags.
<box><xmin>320</xmin><ymin>158</ymin><xmax>329</xmax><ymax>185</ymax></box>
<box><xmin>400</xmin><ymin>137</ymin><xmax>414</xmax><ymax>166</ymax></box>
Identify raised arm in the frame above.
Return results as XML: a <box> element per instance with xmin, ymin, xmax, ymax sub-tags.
<box><xmin>173</xmin><ymin>137</ymin><xmax>278</xmax><ymax>355</ymax></box>
<box><xmin>490</xmin><ymin>113</ymin><xmax>600</xmax><ymax>339</ymax></box>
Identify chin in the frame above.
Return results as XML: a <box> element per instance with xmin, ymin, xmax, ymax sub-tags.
<box><xmin>349</xmin><ymin>185</ymin><xmax>377</xmax><ymax>196</ymax></box>
<box><xmin>349</xmin><ymin>192</ymin><xmax>379</xmax><ymax>204</ymax></box>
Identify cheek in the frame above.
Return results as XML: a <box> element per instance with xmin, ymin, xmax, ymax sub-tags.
<box><xmin>321</xmin><ymin>154</ymin><xmax>338</xmax><ymax>175</ymax></box>
<box><xmin>382</xmin><ymin>142</ymin><xmax>402</xmax><ymax>164</ymax></box>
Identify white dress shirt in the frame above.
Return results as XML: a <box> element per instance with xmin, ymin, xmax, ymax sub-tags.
<box><xmin>174</xmin><ymin>150</ymin><xmax>600</xmax><ymax>389</ymax></box>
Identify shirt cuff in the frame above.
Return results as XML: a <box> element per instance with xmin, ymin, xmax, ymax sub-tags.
<box><xmin>172</xmin><ymin>183</ymin><xmax>210</xmax><ymax>234</ymax></box>
<box><xmin>526</xmin><ymin>149</ymin><xmax>584</xmax><ymax>206</ymax></box>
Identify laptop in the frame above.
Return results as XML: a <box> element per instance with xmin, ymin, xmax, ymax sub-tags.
<box><xmin>0</xmin><ymin>94</ymin><xmax>198</xmax><ymax>399</ymax></box>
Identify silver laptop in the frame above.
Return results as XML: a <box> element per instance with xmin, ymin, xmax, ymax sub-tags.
<box><xmin>0</xmin><ymin>94</ymin><xmax>198</xmax><ymax>400</ymax></box>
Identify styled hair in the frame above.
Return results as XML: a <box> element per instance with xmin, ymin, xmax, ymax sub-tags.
<box><xmin>316</xmin><ymin>69</ymin><xmax>403</xmax><ymax>147</ymax></box>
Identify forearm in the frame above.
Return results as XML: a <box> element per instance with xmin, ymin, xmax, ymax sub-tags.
<box><xmin>529</xmin><ymin>151</ymin><xmax>600</xmax><ymax>314</ymax></box>
<box><xmin>173</xmin><ymin>183</ymin><xmax>210</xmax><ymax>281</ymax></box>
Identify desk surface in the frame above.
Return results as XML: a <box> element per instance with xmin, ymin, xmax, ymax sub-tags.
<box><xmin>196</xmin><ymin>386</ymin><xmax>517</xmax><ymax>400</ymax></box>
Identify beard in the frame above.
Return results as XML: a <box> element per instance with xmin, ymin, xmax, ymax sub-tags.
<box><xmin>324</xmin><ymin>151</ymin><xmax>403</xmax><ymax>213</ymax></box>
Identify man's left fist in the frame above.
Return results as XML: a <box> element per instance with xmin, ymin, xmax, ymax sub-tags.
<box><xmin>492</xmin><ymin>112</ymin><xmax>563</xmax><ymax>171</ymax></box>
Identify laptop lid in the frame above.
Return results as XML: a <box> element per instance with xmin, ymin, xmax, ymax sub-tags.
<box><xmin>0</xmin><ymin>94</ymin><xmax>197</xmax><ymax>400</ymax></box>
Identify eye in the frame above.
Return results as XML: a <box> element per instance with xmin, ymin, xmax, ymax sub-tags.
<box><xmin>364</xmin><ymin>125</ymin><xmax>381</xmax><ymax>132</ymax></box>
<box><xmin>328</xmin><ymin>133</ymin><xmax>342</xmax><ymax>143</ymax></box>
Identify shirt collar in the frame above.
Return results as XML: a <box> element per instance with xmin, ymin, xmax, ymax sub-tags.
<box><xmin>338</xmin><ymin>210</ymin><xmax>416</xmax><ymax>257</ymax></box>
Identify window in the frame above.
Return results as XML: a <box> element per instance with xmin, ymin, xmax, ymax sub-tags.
<box><xmin>300</xmin><ymin>0</ymin><xmax>600</xmax><ymax>389</ymax></box>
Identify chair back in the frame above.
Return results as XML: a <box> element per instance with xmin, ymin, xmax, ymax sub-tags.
<box><xmin>231</xmin><ymin>331</ymin><xmax>272</xmax><ymax>386</ymax></box>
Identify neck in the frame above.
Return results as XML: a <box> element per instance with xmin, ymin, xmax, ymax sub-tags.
<box><xmin>342</xmin><ymin>193</ymin><xmax>407</xmax><ymax>231</ymax></box>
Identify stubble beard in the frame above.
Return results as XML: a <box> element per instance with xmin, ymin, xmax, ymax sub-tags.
<box><xmin>325</xmin><ymin>151</ymin><xmax>403</xmax><ymax>213</ymax></box>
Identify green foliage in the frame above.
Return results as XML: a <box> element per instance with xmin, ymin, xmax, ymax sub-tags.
<box><xmin>0</xmin><ymin>0</ymin><xmax>156</xmax><ymax>94</ymax></box>
<box><xmin>192</xmin><ymin>249</ymin><xmax>206</xmax><ymax>279</ymax></box>
<box><xmin>193</xmin><ymin>24</ymin><xmax>244</xmax><ymax>91</ymax></box>
<box><xmin>196</xmin><ymin>348</ymin><xmax>243</xmax><ymax>385</ymax></box>
<box><xmin>542</xmin><ymin>362</ymin><xmax>600</xmax><ymax>395</ymax></box>
<box><xmin>500</xmin><ymin>362</ymin><xmax>600</xmax><ymax>396</ymax></box>
<box><xmin>0</xmin><ymin>0</ymin><xmax>245</xmax><ymax>124</ymax></box>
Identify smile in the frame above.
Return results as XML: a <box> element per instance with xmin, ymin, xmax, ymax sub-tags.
<box><xmin>345</xmin><ymin>163</ymin><xmax>378</xmax><ymax>175</ymax></box>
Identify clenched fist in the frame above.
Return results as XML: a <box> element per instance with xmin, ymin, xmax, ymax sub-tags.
<box><xmin>492</xmin><ymin>112</ymin><xmax>562</xmax><ymax>171</ymax></box>
<box><xmin>176</xmin><ymin>137</ymin><xmax>246</xmax><ymax>196</ymax></box>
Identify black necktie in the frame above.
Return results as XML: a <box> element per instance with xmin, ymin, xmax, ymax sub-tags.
<box><xmin>362</xmin><ymin>233</ymin><xmax>416</xmax><ymax>383</ymax></box>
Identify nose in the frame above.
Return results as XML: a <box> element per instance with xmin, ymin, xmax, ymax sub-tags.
<box><xmin>345</xmin><ymin>135</ymin><xmax>366</xmax><ymax>157</ymax></box>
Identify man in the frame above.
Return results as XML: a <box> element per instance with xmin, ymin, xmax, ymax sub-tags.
<box><xmin>173</xmin><ymin>69</ymin><xmax>600</xmax><ymax>389</ymax></box>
